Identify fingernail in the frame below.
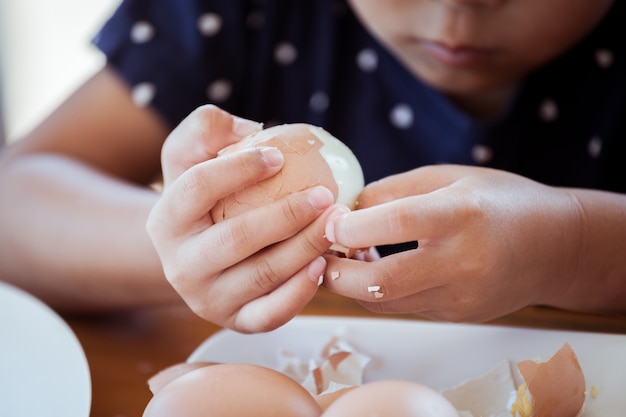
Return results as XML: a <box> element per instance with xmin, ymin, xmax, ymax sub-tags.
<box><xmin>259</xmin><ymin>147</ymin><xmax>284</xmax><ymax>167</ymax></box>
<box><xmin>232</xmin><ymin>116</ymin><xmax>263</xmax><ymax>137</ymax></box>
<box><xmin>308</xmin><ymin>186</ymin><xmax>334</xmax><ymax>210</ymax></box>
<box><xmin>325</xmin><ymin>206</ymin><xmax>350</xmax><ymax>243</ymax></box>
<box><xmin>307</xmin><ymin>256</ymin><xmax>327</xmax><ymax>284</ymax></box>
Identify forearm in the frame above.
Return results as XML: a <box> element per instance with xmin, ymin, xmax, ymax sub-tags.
<box><xmin>546</xmin><ymin>187</ymin><xmax>626</xmax><ymax>314</ymax></box>
<box><xmin>0</xmin><ymin>153</ymin><xmax>180</xmax><ymax>311</ymax></box>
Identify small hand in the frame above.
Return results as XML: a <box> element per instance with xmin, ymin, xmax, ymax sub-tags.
<box><xmin>147</xmin><ymin>106</ymin><xmax>340</xmax><ymax>332</ymax></box>
<box><xmin>322</xmin><ymin>164</ymin><xmax>584</xmax><ymax>322</ymax></box>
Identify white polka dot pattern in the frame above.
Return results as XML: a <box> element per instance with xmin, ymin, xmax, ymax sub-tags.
<box><xmin>131</xmin><ymin>82</ymin><xmax>156</xmax><ymax>107</ymax></box>
<box><xmin>472</xmin><ymin>144</ymin><xmax>493</xmax><ymax>165</ymax></box>
<box><xmin>130</xmin><ymin>21</ymin><xmax>155</xmax><ymax>44</ymax></box>
<box><xmin>357</xmin><ymin>48</ymin><xmax>378</xmax><ymax>72</ymax></box>
<box><xmin>207</xmin><ymin>79</ymin><xmax>232</xmax><ymax>102</ymax></box>
<box><xmin>274</xmin><ymin>42</ymin><xmax>298</xmax><ymax>65</ymax></box>
<box><xmin>539</xmin><ymin>98</ymin><xmax>558</xmax><ymax>122</ymax></box>
<box><xmin>588</xmin><ymin>136</ymin><xmax>603</xmax><ymax>158</ymax></box>
<box><xmin>390</xmin><ymin>104</ymin><xmax>414</xmax><ymax>129</ymax></box>
<box><xmin>310</xmin><ymin>91</ymin><xmax>330</xmax><ymax>113</ymax></box>
<box><xmin>197</xmin><ymin>13</ymin><xmax>222</xmax><ymax>37</ymax></box>
<box><xmin>110</xmin><ymin>5</ymin><xmax>622</xmax><ymax>180</ymax></box>
<box><xmin>595</xmin><ymin>49</ymin><xmax>613</xmax><ymax>69</ymax></box>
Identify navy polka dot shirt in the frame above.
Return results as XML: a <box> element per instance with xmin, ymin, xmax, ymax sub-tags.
<box><xmin>94</xmin><ymin>0</ymin><xmax>626</xmax><ymax>191</ymax></box>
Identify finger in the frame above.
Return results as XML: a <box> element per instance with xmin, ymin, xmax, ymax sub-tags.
<box><xmin>326</xmin><ymin>188</ymin><xmax>465</xmax><ymax>249</ymax></box>
<box><xmin>161</xmin><ymin>105</ymin><xmax>262</xmax><ymax>185</ymax></box>
<box><xmin>166</xmin><ymin>187</ymin><xmax>334</xmax><ymax>313</ymax></box>
<box><xmin>323</xmin><ymin>249</ymin><xmax>511</xmax><ymax>323</ymax></box>
<box><xmin>150</xmin><ymin>147</ymin><xmax>285</xmax><ymax>238</ymax></box>
<box><xmin>197</xmin><ymin>186</ymin><xmax>335</xmax><ymax>274</ymax></box>
<box><xmin>205</xmin><ymin>198</ymin><xmax>341</xmax><ymax>307</ymax></box>
<box><xmin>358</xmin><ymin>164</ymin><xmax>466</xmax><ymax>208</ymax></box>
<box><xmin>322</xmin><ymin>249</ymin><xmax>445</xmax><ymax>303</ymax></box>
<box><xmin>230</xmin><ymin>257</ymin><xmax>327</xmax><ymax>333</ymax></box>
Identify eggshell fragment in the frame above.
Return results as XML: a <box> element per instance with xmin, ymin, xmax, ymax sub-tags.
<box><xmin>514</xmin><ymin>342</ymin><xmax>585</xmax><ymax>417</ymax></box>
<box><xmin>322</xmin><ymin>380</ymin><xmax>459</xmax><ymax>417</ymax></box>
<box><xmin>142</xmin><ymin>363</ymin><xmax>322</xmax><ymax>417</ymax></box>
<box><xmin>210</xmin><ymin>123</ymin><xmax>364</xmax><ymax>223</ymax></box>
<box><xmin>299</xmin><ymin>337</ymin><xmax>371</xmax><ymax>395</ymax></box>
<box><xmin>442</xmin><ymin>359</ymin><xmax>517</xmax><ymax>417</ymax></box>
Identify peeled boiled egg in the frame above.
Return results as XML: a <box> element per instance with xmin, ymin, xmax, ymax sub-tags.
<box><xmin>321</xmin><ymin>380</ymin><xmax>460</xmax><ymax>417</ymax></box>
<box><xmin>210</xmin><ymin>123</ymin><xmax>364</xmax><ymax>223</ymax></box>
<box><xmin>142</xmin><ymin>363</ymin><xmax>322</xmax><ymax>417</ymax></box>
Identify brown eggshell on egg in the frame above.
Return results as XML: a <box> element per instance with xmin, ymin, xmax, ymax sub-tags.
<box><xmin>321</xmin><ymin>380</ymin><xmax>459</xmax><ymax>417</ymax></box>
<box><xmin>147</xmin><ymin>362</ymin><xmax>219</xmax><ymax>395</ymax></box>
<box><xmin>143</xmin><ymin>363</ymin><xmax>322</xmax><ymax>417</ymax></box>
<box><xmin>517</xmin><ymin>342</ymin><xmax>586</xmax><ymax>417</ymax></box>
<box><xmin>210</xmin><ymin>123</ymin><xmax>364</xmax><ymax>223</ymax></box>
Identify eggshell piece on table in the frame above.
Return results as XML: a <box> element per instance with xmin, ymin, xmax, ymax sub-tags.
<box><xmin>322</xmin><ymin>380</ymin><xmax>459</xmax><ymax>417</ymax></box>
<box><xmin>143</xmin><ymin>363</ymin><xmax>322</xmax><ymax>417</ymax></box>
<box><xmin>210</xmin><ymin>123</ymin><xmax>364</xmax><ymax>223</ymax></box>
<box><xmin>513</xmin><ymin>342</ymin><xmax>586</xmax><ymax>417</ymax></box>
<box><xmin>442</xmin><ymin>359</ymin><xmax>516</xmax><ymax>417</ymax></box>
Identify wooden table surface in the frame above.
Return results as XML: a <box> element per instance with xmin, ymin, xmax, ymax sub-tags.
<box><xmin>64</xmin><ymin>290</ymin><xmax>626</xmax><ymax>417</ymax></box>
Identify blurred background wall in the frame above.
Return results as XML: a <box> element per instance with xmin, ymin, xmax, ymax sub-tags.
<box><xmin>0</xmin><ymin>46</ymin><xmax>5</xmax><ymax>146</ymax></box>
<box><xmin>0</xmin><ymin>0</ymin><xmax>120</xmax><ymax>143</ymax></box>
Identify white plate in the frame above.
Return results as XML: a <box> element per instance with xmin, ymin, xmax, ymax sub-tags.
<box><xmin>189</xmin><ymin>315</ymin><xmax>626</xmax><ymax>416</ymax></box>
<box><xmin>0</xmin><ymin>281</ymin><xmax>91</xmax><ymax>417</ymax></box>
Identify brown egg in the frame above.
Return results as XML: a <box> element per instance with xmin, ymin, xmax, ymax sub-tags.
<box><xmin>322</xmin><ymin>380</ymin><xmax>459</xmax><ymax>417</ymax></box>
<box><xmin>143</xmin><ymin>363</ymin><xmax>322</xmax><ymax>417</ymax></box>
<box><xmin>512</xmin><ymin>342</ymin><xmax>586</xmax><ymax>417</ymax></box>
<box><xmin>314</xmin><ymin>386</ymin><xmax>358</xmax><ymax>411</ymax></box>
<box><xmin>147</xmin><ymin>362</ymin><xmax>218</xmax><ymax>395</ymax></box>
<box><xmin>210</xmin><ymin>123</ymin><xmax>364</xmax><ymax>223</ymax></box>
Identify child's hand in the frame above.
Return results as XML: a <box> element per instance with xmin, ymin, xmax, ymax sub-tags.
<box><xmin>322</xmin><ymin>165</ymin><xmax>584</xmax><ymax>322</ymax></box>
<box><xmin>147</xmin><ymin>105</ymin><xmax>339</xmax><ymax>333</ymax></box>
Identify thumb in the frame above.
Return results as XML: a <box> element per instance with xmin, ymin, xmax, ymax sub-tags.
<box><xmin>358</xmin><ymin>165</ymin><xmax>465</xmax><ymax>209</ymax></box>
<box><xmin>161</xmin><ymin>105</ymin><xmax>262</xmax><ymax>185</ymax></box>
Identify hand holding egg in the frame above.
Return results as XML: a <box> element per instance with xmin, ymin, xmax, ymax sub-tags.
<box><xmin>147</xmin><ymin>107</ymin><xmax>365</xmax><ymax>333</ymax></box>
<box><xmin>212</xmin><ymin>122</ymin><xmax>365</xmax><ymax>259</ymax></box>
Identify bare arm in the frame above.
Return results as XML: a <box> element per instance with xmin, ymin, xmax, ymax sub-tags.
<box><xmin>0</xmin><ymin>67</ymin><xmax>180</xmax><ymax>311</ymax></box>
<box><xmin>553</xmin><ymin>187</ymin><xmax>626</xmax><ymax>313</ymax></box>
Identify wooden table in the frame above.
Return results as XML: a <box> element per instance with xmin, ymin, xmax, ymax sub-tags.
<box><xmin>64</xmin><ymin>290</ymin><xmax>626</xmax><ymax>417</ymax></box>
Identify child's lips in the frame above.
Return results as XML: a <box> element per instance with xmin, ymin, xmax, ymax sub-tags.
<box><xmin>419</xmin><ymin>39</ymin><xmax>498</xmax><ymax>68</ymax></box>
